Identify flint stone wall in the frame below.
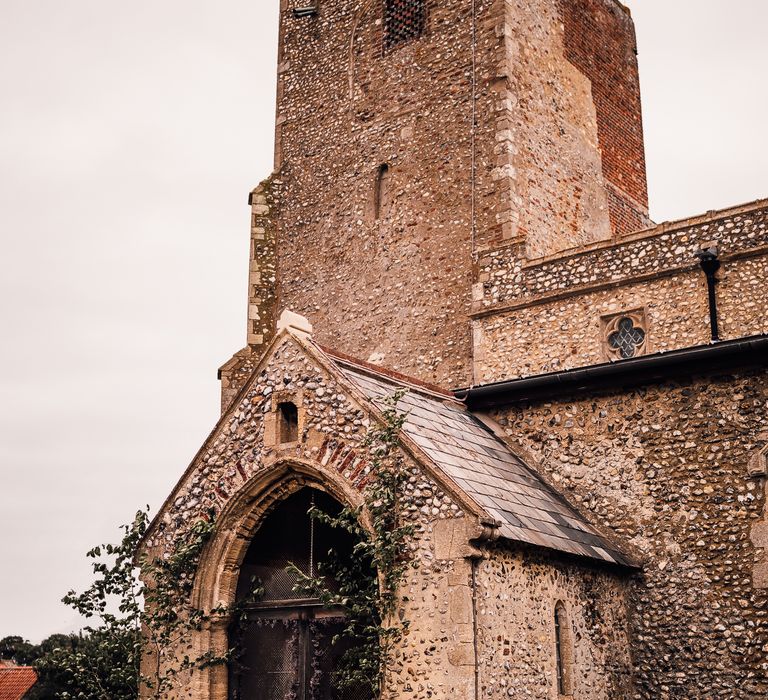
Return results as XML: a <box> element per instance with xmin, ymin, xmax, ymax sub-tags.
<box><xmin>491</xmin><ymin>369</ymin><xmax>768</xmax><ymax>698</ymax></box>
<box><xmin>476</xmin><ymin>544</ymin><xmax>633</xmax><ymax>699</ymax></box>
<box><xmin>148</xmin><ymin>339</ymin><xmax>462</xmax><ymax>555</ymax></box>
<box><xmin>473</xmin><ymin>201</ymin><xmax>768</xmax><ymax>382</ymax></box>
<box><xmin>145</xmin><ymin>338</ymin><xmax>490</xmax><ymax>699</ymax></box>
<box><xmin>145</xmin><ymin>336</ymin><xmax>639</xmax><ymax>699</ymax></box>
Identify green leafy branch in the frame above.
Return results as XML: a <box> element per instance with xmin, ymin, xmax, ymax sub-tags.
<box><xmin>47</xmin><ymin>507</ymin><xmax>261</xmax><ymax>700</ymax></box>
<box><xmin>290</xmin><ymin>390</ymin><xmax>415</xmax><ymax>696</ymax></box>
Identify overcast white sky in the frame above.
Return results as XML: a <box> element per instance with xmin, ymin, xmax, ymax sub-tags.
<box><xmin>1</xmin><ymin>1</ymin><xmax>766</xmax><ymax>643</ymax></box>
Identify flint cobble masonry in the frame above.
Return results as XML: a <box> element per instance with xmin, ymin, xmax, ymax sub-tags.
<box><xmin>490</xmin><ymin>373</ymin><xmax>768</xmax><ymax>698</ymax></box>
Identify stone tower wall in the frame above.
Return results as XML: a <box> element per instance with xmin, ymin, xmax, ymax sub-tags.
<box><xmin>558</xmin><ymin>0</ymin><xmax>649</xmax><ymax>238</ymax></box>
<box><xmin>229</xmin><ymin>0</ymin><xmax>648</xmax><ymax>394</ymax></box>
<box><xmin>269</xmin><ymin>0</ymin><xmax>483</xmax><ymax>389</ymax></box>
<box><xmin>486</xmin><ymin>0</ymin><xmax>648</xmax><ymax>261</ymax></box>
<box><xmin>218</xmin><ymin>177</ymin><xmax>281</xmax><ymax>412</ymax></box>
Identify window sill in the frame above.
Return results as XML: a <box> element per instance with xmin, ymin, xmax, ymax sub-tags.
<box><xmin>276</xmin><ymin>440</ymin><xmax>301</xmax><ymax>450</ymax></box>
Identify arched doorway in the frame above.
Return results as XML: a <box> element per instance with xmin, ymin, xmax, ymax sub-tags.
<box><xmin>228</xmin><ymin>487</ymin><xmax>371</xmax><ymax>700</ymax></box>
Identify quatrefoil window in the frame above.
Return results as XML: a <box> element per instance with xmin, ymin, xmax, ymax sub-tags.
<box><xmin>608</xmin><ymin>316</ymin><xmax>646</xmax><ymax>359</ymax></box>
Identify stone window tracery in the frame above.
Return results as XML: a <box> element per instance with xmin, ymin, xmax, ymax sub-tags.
<box><xmin>609</xmin><ymin>317</ymin><xmax>645</xmax><ymax>358</ymax></box>
<box><xmin>384</xmin><ymin>0</ymin><xmax>427</xmax><ymax>52</ymax></box>
<box><xmin>602</xmin><ymin>309</ymin><xmax>649</xmax><ymax>361</ymax></box>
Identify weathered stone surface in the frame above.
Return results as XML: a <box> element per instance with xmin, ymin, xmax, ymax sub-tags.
<box><xmin>491</xmin><ymin>372</ymin><xmax>768</xmax><ymax>697</ymax></box>
<box><xmin>218</xmin><ymin>0</ymin><xmax>647</xmax><ymax>392</ymax></box>
<box><xmin>142</xmin><ymin>332</ymin><xmax>640</xmax><ymax>699</ymax></box>
<box><xmin>474</xmin><ymin>201</ymin><xmax>768</xmax><ymax>382</ymax></box>
<box><xmin>476</xmin><ymin>546</ymin><xmax>633</xmax><ymax>699</ymax></box>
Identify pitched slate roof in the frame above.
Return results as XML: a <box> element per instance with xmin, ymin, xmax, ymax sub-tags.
<box><xmin>326</xmin><ymin>352</ymin><xmax>631</xmax><ymax>567</ymax></box>
<box><xmin>0</xmin><ymin>667</ymin><xmax>37</xmax><ymax>700</ymax></box>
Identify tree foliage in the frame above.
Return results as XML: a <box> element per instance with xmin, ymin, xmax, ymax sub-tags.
<box><xmin>1</xmin><ymin>634</ymin><xmax>96</xmax><ymax>699</ymax></box>
<box><xmin>9</xmin><ymin>509</ymin><xmax>243</xmax><ymax>699</ymax></box>
<box><xmin>31</xmin><ymin>629</ymin><xmax>139</xmax><ymax>700</ymax></box>
<box><xmin>0</xmin><ymin>636</ymin><xmax>41</xmax><ymax>666</ymax></box>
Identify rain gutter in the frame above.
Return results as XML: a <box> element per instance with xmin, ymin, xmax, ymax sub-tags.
<box><xmin>454</xmin><ymin>335</ymin><xmax>768</xmax><ymax>409</ymax></box>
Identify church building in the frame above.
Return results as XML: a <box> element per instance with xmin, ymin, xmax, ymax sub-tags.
<box><xmin>139</xmin><ymin>0</ymin><xmax>768</xmax><ymax>698</ymax></box>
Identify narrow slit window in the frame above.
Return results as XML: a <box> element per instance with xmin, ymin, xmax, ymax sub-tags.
<box><xmin>555</xmin><ymin>602</ymin><xmax>573</xmax><ymax>696</ymax></box>
<box><xmin>384</xmin><ymin>0</ymin><xmax>427</xmax><ymax>52</ymax></box>
<box><xmin>375</xmin><ymin>163</ymin><xmax>392</xmax><ymax>220</ymax></box>
<box><xmin>278</xmin><ymin>402</ymin><xmax>299</xmax><ymax>443</ymax></box>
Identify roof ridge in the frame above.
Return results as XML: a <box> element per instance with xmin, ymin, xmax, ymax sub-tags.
<box><xmin>315</xmin><ymin>343</ymin><xmax>456</xmax><ymax>400</ymax></box>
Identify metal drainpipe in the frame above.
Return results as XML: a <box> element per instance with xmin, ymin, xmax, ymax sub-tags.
<box><xmin>695</xmin><ymin>245</ymin><xmax>722</xmax><ymax>342</ymax></box>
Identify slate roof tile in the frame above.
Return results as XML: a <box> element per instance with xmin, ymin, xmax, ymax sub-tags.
<box><xmin>327</xmin><ymin>355</ymin><xmax>632</xmax><ymax>568</ymax></box>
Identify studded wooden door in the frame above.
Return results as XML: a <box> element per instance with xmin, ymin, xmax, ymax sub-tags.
<box><xmin>229</xmin><ymin>615</ymin><xmax>369</xmax><ymax>700</ymax></box>
<box><xmin>228</xmin><ymin>489</ymin><xmax>372</xmax><ymax>700</ymax></box>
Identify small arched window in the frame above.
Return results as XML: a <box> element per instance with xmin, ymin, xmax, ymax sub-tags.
<box><xmin>374</xmin><ymin>163</ymin><xmax>392</xmax><ymax>220</ymax></box>
<box><xmin>555</xmin><ymin>602</ymin><xmax>573</xmax><ymax>696</ymax></box>
<box><xmin>278</xmin><ymin>401</ymin><xmax>299</xmax><ymax>443</ymax></box>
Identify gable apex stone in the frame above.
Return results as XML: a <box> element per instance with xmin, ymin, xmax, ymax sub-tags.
<box><xmin>276</xmin><ymin>309</ymin><xmax>313</xmax><ymax>338</ymax></box>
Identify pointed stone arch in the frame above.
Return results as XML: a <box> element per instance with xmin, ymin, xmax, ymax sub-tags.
<box><xmin>189</xmin><ymin>457</ymin><xmax>368</xmax><ymax>700</ymax></box>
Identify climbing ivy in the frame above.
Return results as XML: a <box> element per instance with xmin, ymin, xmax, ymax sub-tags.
<box><xmin>137</xmin><ymin>513</ymin><xmax>234</xmax><ymax>698</ymax></box>
<box><xmin>290</xmin><ymin>390</ymin><xmax>415</xmax><ymax>696</ymax></box>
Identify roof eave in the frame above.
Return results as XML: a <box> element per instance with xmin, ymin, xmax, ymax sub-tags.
<box><xmin>454</xmin><ymin>335</ymin><xmax>768</xmax><ymax>409</ymax></box>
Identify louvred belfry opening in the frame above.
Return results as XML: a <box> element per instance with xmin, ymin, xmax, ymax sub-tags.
<box><xmin>384</xmin><ymin>0</ymin><xmax>427</xmax><ymax>51</ymax></box>
<box><xmin>228</xmin><ymin>488</ymin><xmax>371</xmax><ymax>700</ymax></box>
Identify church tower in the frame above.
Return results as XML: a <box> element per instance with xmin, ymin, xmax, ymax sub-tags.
<box><xmin>221</xmin><ymin>0</ymin><xmax>649</xmax><ymax>407</ymax></box>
